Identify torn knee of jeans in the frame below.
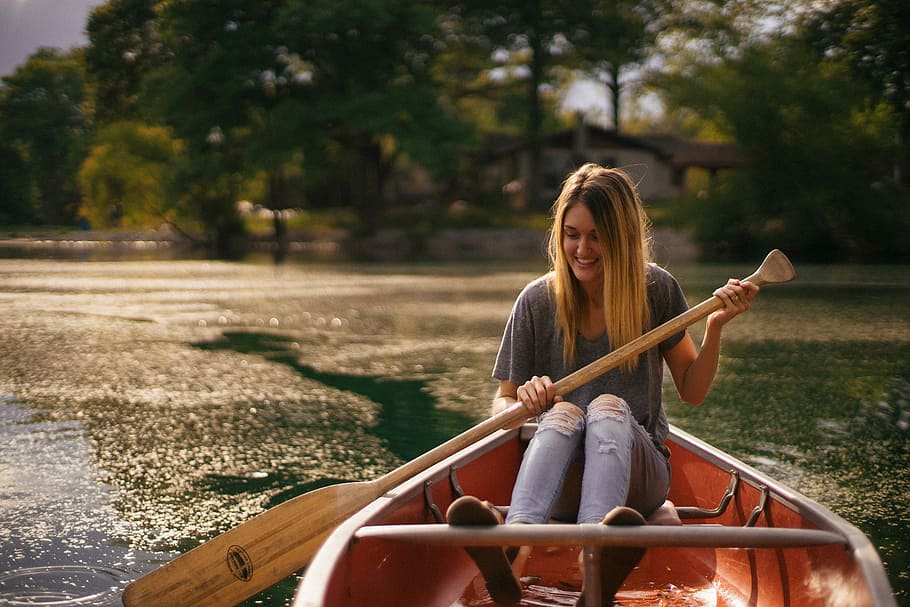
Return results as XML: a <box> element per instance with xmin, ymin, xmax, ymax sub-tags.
<box><xmin>539</xmin><ymin>402</ymin><xmax>585</xmax><ymax>437</ymax></box>
<box><xmin>587</xmin><ymin>394</ymin><xmax>629</xmax><ymax>424</ymax></box>
<box><xmin>597</xmin><ymin>438</ymin><xmax>620</xmax><ymax>455</ymax></box>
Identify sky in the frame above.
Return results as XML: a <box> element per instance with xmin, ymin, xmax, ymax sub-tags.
<box><xmin>0</xmin><ymin>0</ymin><xmax>105</xmax><ymax>77</ymax></box>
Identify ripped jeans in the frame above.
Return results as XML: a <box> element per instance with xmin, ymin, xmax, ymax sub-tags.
<box><xmin>505</xmin><ymin>395</ymin><xmax>670</xmax><ymax>524</ymax></box>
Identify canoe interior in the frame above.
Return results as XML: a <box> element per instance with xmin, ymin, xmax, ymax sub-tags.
<box><xmin>297</xmin><ymin>425</ymin><xmax>888</xmax><ymax>607</ymax></box>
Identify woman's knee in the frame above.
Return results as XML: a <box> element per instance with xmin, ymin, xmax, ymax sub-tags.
<box><xmin>587</xmin><ymin>394</ymin><xmax>631</xmax><ymax>423</ymax></box>
<box><xmin>539</xmin><ymin>401</ymin><xmax>585</xmax><ymax>436</ymax></box>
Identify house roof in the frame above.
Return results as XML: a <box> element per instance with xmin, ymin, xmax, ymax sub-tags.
<box><xmin>484</xmin><ymin>125</ymin><xmax>745</xmax><ymax>170</ymax></box>
<box><xmin>636</xmin><ymin>134</ymin><xmax>745</xmax><ymax>169</ymax></box>
<box><xmin>543</xmin><ymin>127</ymin><xmax>669</xmax><ymax>157</ymax></box>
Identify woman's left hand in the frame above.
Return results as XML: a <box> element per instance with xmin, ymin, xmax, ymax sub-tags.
<box><xmin>710</xmin><ymin>279</ymin><xmax>759</xmax><ymax>326</ymax></box>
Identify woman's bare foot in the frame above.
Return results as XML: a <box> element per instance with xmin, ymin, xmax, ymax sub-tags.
<box><xmin>576</xmin><ymin>506</ymin><xmax>647</xmax><ymax>607</ymax></box>
<box><xmin>447</xmin><ymin>496</ymin><xmax>522</xmax><ymax>605</ymax></box>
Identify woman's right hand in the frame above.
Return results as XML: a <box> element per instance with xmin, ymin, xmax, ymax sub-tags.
<box><xmin>493</xmin><ymin>378</ymin><xmax>560</xmax><ymax>428</ymax></box>
<box><xmin>517</xmin><ymin>375</ymin><xmax>559</xmax><ymax>416</ymax></box>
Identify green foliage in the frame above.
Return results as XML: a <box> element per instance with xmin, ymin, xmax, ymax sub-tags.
<box><xmin>145</xmin><ymin>0</ymin><xmax>283</xmax><ymax>144</ymax></box>
<box><xmin>804</xmin><ymin>0</ymin><xmax>910</xmax><ymax>177</ymax></box>
<box><xmin>664</xmin><ymin>33</ymin><xmax>908</xmax><ymax>262</ymax></box>
<box><xmin>449</xmin><ymin>0</ymin><xmax>576</xmax><ymax>208</ymax></box>
<box><xmin>0</xmin><ymin>144</ymin><xmax>39</xmax><ymax>224</ymax></box>
<box><xmin>274</xmin><ymin>0</ymin><xmax>469</xmax><ymax>208</ymax></box>
<box><xmin>565</xmin><ymin>0</ymin><xmax>661</xmax><ymax>131</ymax></box>
<box><xmin>135</xmin><ymin>0</ymin><xmax>291</xmax><ymax>249</ymax></box>
<box><xmin>85</xmin><ymin>0</ymin><xmax>161</xmax><ymax>123</ymax></box>
<box><xmin>77</xmin><ymin>121</ymin><xmax>183</xmax><ymax>229</ymax></box>
<box><xmin>0</xmin><ymin>48</ymin><xmax>90</xmax><ymax>225</ymax></box>
<box><xmin>1</xmin><ymin>0</ymin><xmax>907</xmax><ymax>262</ymax></box>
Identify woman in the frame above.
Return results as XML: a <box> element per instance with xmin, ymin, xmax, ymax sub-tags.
<box><xmin>447</xmin><ymin>163</ymin><xmax>758</xmax><ymax>605</ymax></box>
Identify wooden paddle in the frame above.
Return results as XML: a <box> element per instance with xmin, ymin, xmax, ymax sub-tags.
<box><xmin>122</xmin><ymin>249</ymin><xmax>795</xmax><ymax>607</ymax></box>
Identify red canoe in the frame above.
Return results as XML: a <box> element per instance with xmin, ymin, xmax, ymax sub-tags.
<box><xmin>293</xmin><ymin>423</ymin><xmax>895</xmax><ymax>607</ymax></box>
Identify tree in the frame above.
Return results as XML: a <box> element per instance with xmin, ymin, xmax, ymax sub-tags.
<box><xmin>431</xmin><ymin>10</ymin><xmax>522</xmax><ymax>135</ymax></box>
<box><xmin>803</xmin><ymin>0</ymin><xmax>910</xmax><ymax>184</ymax></box>
<box><xmin>448</xmin><ymin>0</ymin><xmax>575</xmax><ymax>209</ymax></box>
<box><xmin>139</xmin><ymin>0</ymin><xmax>289</xmax><ymax>253</ymax></box>
<box><xmin>77</xmin><ymin>121</ymin><xmax>183</xmax><ymax>229</ymax></box>
<box><xmin>85</xmin><ymin>0</ymin><xmax>162</xmax><ymax>124</ymax></box>
<box><xmin>0</xmin><ymin>144</ymin><xmax>37</xmax><ymax>224</ymax></box>
<box><xmin>0</xmin><ymin>48</ymin><xmax>90</xmax><ymax>225</ymax></box>
<box><xmin>565</xmin><ymin>0</ymin><xmax>662</xmax><ymax>133</ymax></box>
<box><xmin>275</xmin><ymin>0</ymin><xmax>468</xmax><ymax>228</ymax></box>
<box><xmin>665</xmin><ymin>37</ymin><xmax>905</xmax><ymax>261</ymax></box>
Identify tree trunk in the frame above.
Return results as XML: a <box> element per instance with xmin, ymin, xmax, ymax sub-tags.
<box><xmin>610</xmin><ymin>64</ymin><xmax>621</xmax><ymax>134</ymax></box>
<box><xmin>354</xmin><ymin>139</ymin><xmax>384</xmax><ymax>232</ymax></box>
<box><xmin>527</xmin><ymin>14</ymin><xmax>544</xmax><ymax>211</ymax></box>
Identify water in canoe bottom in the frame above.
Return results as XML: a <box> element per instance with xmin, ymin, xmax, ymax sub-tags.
<box><xmin>452</xmin><ymin>546</ymin><xmax>720</xmax><ymax>607</ymax></box>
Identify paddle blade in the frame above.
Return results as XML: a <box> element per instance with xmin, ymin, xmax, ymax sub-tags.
<box><xmin>122</xmin><ymin>480</ymin><xmax>382</xmax><ymax>607</ymax></box>
<box><xmin>744</xmin><ymin>249</ymin><xmax>796</xmax><ymax>287</ymax></box>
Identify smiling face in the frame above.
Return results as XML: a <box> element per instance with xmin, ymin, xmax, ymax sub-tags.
<box><xmin>547</xmin><ymin>164</ymin><xmax>652</xmax><ymax>369</ymax></box>
<box><xmin>562</xmin><ymin>202</ymin><xmax>604</xmax><ymax>291</ymax></box>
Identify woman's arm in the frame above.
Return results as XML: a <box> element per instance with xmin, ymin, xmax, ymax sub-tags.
<box><xmin>493</xmin><ymin>376</ymin><xmax>558</xmax><ymax>428</ymax></box>
<box><xmin>665</xmin><ymin>279</ymin><xmax>759</xmax><ymax>405</ymax></box>
<box><xmin>492</xmin><ymin>379</ymin><xmax>519</xmax><ymax>415</ymax></box>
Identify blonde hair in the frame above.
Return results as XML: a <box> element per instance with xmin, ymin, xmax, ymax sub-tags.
<box><xmin>547</xmin><ymin>164</ymin><xmax>652</xmax><ymax>373</ymax></box>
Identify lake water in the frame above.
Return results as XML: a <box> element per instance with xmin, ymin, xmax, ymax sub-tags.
<box><xmin>0</xmin><ymin>251</ymin><xmax>907</xmax><ymax>606</ymax></box>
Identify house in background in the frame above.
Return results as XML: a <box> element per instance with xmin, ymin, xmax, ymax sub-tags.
<box><xmin>478</xmin><ymin>120</ymin><xmax>745</xmax><ymax>209</ymax></box>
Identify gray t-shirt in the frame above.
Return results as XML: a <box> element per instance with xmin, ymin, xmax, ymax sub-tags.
<box><xmin>492</xmin><ymin>264</ymin><xmax>689</xmax><ymax>449</ymax></box>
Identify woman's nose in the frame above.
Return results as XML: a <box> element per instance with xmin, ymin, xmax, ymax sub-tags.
<box><xmin>577</xmin><ymin>236</ymin><xmax>592</xmax><ymax>254</ymax></box>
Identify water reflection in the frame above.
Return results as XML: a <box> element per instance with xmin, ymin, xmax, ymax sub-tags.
<box><xmin>0</xmin><ymin>258</ymin><xmax>907</xmax><ymax>605</ymax></box>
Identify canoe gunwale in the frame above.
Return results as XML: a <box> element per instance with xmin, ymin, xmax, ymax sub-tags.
<box><xmin>294</xmin><ymin>427</ymin><xmax>522</xmax><ymax>606</ymax></box>
<box><xmin>668</xmin><ymin>425</ymin><xmax>897</xmax><ymax>607</ymax></box>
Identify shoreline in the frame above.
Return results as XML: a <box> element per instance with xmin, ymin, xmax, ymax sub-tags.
<box><xmin>0</xmin><ymin>226</ymin><xmax>698</xmax><ymax>264</ymax></box>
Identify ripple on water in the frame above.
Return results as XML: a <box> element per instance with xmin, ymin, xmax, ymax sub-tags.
<box><xmin>0</xmin><ymin>565</ymin><xmax>128</xmax><ymax>606</ymax></box>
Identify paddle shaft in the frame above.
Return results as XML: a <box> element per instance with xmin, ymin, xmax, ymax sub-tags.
<box><xmin>123</xmin><ymin>250</ymin><xmax>794</xmax><ymax>607</ymax></box>
<box><xmin>421</xmin><ymin>248</ymin><xmax>793</xmax><ymax>442</ymax></box>
<box><xmin>378</xmin><ymin>290</ymin><xmax>729</xmax><ymax>489</ymax></box>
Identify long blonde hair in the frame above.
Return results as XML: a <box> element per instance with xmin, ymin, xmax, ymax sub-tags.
<box><xmin>547</xmin><ymin>164</ymin><xmax>652</xmax><ymax>373</ymax></box>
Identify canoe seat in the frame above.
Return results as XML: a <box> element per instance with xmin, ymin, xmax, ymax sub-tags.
<box><xmin>428</xmin><ymin>463</ymin><xmax>743</xmax><ymax>527</ymax></box>
<box><xmin>487</xmin><ymin>500</ymin><xmax>683</xmax><ymax>526</ymax></box>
